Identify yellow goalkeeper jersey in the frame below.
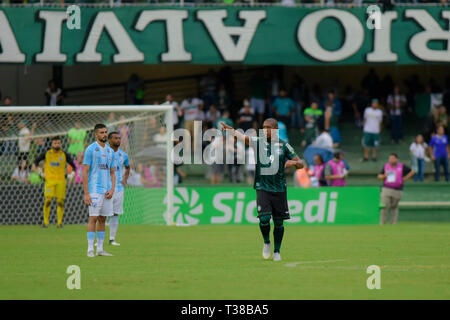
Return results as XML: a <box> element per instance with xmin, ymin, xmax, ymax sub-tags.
<box><xmin>35</xmin><ymin>149</ymin><xmax>76</xmax><ymax>182</ymax></box>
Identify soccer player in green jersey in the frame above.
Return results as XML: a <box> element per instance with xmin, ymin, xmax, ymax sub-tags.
<box><xmin>220</xmin><ymin>118</ymin><xmax>304</xmax><ymax>261</ymax></box>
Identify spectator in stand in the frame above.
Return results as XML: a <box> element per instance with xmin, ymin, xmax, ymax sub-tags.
<box><xmin>72</xmin><ymin>151</ymin><xmax>84</xmax><ymax>185</ymax></box>
<box><xmin>362</xmin><ymin>99</ymin><xmax>383</xmax><ymax>162</ymax></box>
<box><xmin>387</xmin><ymin>84</ymin><xmax>407</xmax><ymax>144</ymax></box>
<box><xmin>117</xmin><ymin>115</ymin><xmax>131</xmax><ymax>152</ymax></box>
<box><xmin>429</xmin><ymin>125</ymin><xmax>449</xmax><ymax>182</ymax></box>
<box><xmin>434</xmin><ymin>105</ymin><xmax>448</xmax><ymax>132</ymax></box>
<box><xmin>67</xmin><ymin>120</ymin><xmax>87</xmax><ymax>157</ymax></box>
<box><xmin>45</xmin><ymin>79</ymin><xmax>64</xmax><ymax>106</ymax></box>
<box><xmin>200</xmin><ymin>69</ymin><xmax>218</xmax><ymax>110</ymax></box>
<box><xmin>237</xmin><ymin>99</ymin><xmax>257</xmax><ymax>133</ymax></box>
<box><xmin>409</xmin><ymin>134</ymin><xmax>428</xmax><ymax>183</ymax></box>
<box><xmin>278</xmin><ymin>121</ymin><xmax>289</xmax><ymax>142</ymax></box>
<box><xmin>312</xmin><ymin>128</ymin><xmax>333</xmax><ymax>150</ymax></box>
<box><xmin>128</xmin><ymin>165</ymin><xmax>143</xmax><ymax>187</ymax></box>
<box><xmin>324</xmin><ymin>100</ymin><xmax>341</xmax><ymax>148</ymax></box>
<box><xmin>153</xmin><ymin>126</ymin><xmax>167</xmax><ymax>148</ymax></box>
<box><xmin>249</xmin><ymin>70</ymin><xmax>267</xmax><ymax>127</ymax></box>
<box><xmin>378</xmin><ymin>153</ymin><xmax>415</xmax><ymax>225</ymax></box>
<box><xmin>205</xmin><ymin>104</ymin><xmax>221</xmax><ymax>130</ymax></box>
<box><xmin>28</xmin><ymin>163</ymin><xmax>43</xmax><ymax>185</ymax></box>
<box><xmin>321</xmin><ymin>90</ymin><xmax>342</xmax><ymax>117</ymax></box>
<box><xmin>3</xmin><ymin>96</ymin><xmax>12</xmax><ymax>107</ymax></box>
<box><xmin>17</xmin><ymin>120</ymin><xmax>37</xmax><ymax>162</ymax></box>
<box><xmin>324</xmin><ymin>151</ymin><xmax>348</xmax><ymax>187</ymax></box>
<box><xmin>142</xmin><ymin>161</ymin><xmax>162</xmax><ymax>188</ymax></box>
<box><xmin>302</xmin><ymin>101</ymin><xmax>323</xmax><ymax>147</ymax></box>
<box><xmin>215</xmin><ymin>110</ymin><xmax>233</xmax><ymax>130</ymax></box>
<box><xmin>163</xmin><ymin>94</ymin><xmax>183</xmax><ymax>129</ymax></box>
<box><xmin>180</xmin><ymin>95</ymin><xmax>204</xmax><ymax>141</ymax></box>
<box><xmin>11</xmin><ymin>159</ymin><xmax>29</xmax><ymax>184</ymax></box>
<box><xmin>1</xmin><ymin>114</ymin><xmax>17</xmax><ymax>155</ymax></box>
<box><xmin>272</xmin><ymin>89</ymin><xmax>295</xmax><ymax>130</ymax></box>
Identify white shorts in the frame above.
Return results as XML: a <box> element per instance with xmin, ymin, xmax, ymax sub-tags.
<box><xmin>89</xmin><ymin>193</ymin><xmax>113</xmax><ymax>217</ymax></box>
<box><xmin>113</xmin><ymin>191</ymin><xmax>124</xmax><ymax>215</ymax></box>
<box><xmin>250</xmin><ymin>97</ymin><xmax>265</xmax><ymax>114</ymax></box>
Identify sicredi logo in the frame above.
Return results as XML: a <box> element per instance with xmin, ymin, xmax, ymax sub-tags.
<box><xmin>167</xmin><ymin>188</ymin><xmax>339</xmax><ymax>225</ymax></box>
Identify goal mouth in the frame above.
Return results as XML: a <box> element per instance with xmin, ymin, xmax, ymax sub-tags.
<box><xmin>0</xmin><ymin>105</ymin><xmax>174</xmax><ymax>226</ymax></box>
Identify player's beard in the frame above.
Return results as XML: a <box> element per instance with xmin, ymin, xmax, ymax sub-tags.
<box><xmin>99</xmin><ymin>137</ymin><xmax>107</xmax><ymax>143</ymax></box>
<box><xmin>53</xmin><ymin>147</ymin><xmax>61</xmax><ymax>151</ymax></box>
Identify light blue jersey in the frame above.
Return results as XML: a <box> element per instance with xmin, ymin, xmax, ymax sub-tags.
<box><xmin>83</xmin><ymin>141</ymin><xmax>115</xmax><ymax>194</ymax></box>
<box><xmin>112</xmin><ymin>149</ymin><xmax>130</xmax><ymax>192</ymax></box>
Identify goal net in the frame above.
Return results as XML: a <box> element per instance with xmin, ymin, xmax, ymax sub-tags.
<box><xmin>0</xmin><ymin>106</ymin><xmax>174</xmax><ymax>226</ymax></box>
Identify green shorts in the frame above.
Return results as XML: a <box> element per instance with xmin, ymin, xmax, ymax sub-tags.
<box><xmin>363</xmin><ymin>132</ymin><xmax>380</xmax><ymax>148</ymax></box>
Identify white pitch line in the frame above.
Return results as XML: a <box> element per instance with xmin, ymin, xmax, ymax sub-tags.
<box><xmin>285</xmin><ymin>259</ymin><xmax>346</xmax><ymax>267</ymax></box>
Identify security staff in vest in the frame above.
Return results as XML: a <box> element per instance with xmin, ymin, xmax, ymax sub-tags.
<box><xmin>377</xmin><ymin>153</ymin><xmax>415</xmax><ymax>225</ymax></box>
<box><xmin>325</xmin><ymin>151</ymin><xmax>348</xmax><ymax>187</ymax></box>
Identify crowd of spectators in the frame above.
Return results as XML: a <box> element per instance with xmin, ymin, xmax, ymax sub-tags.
<box><xmin>2</xmin><ymin>65</ymin><xmax>450</xmax><ymax>186</ymax></box>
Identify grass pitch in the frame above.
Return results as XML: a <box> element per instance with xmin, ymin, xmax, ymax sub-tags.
<box><xmin>0</xmin><ymin>223</ymin><xmax>449</xmax><ymax>300</ymax></box>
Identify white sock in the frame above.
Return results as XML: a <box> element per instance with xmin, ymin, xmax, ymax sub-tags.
<box><xmin>110</xmin><ymin>216</ymin><xmax>119</xmax><ymax>241</ymax></box>
<box><xmin>97</xmin><ymin>231</ymin><xmax>105</xmax><ymax>252</ymax></box>
<box><xmin>88</xmin><ymin>239</ymin><xmax>94</xmax><ymax>252</ymax></box>
<box><xmin>97</xmin><ymin>238</ymin><xmax>104</xmax><ymax>252</ymax></box>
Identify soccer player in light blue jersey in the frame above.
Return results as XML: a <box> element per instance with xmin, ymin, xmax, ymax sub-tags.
<box><xmin>83</xmin><ymin>124</ymin><xmax>116</xmax><ymax>257</ymax></box>
<box><xmin>107</xmin><ymin>132</ymin><xmax>130</xmax><ymax>246</ymax></box>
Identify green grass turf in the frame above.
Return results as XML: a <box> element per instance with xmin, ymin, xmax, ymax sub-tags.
<box><xmin>0</xmin><ymin>223</ymin><xmax>449</xmax><ymax>300</ymax></box>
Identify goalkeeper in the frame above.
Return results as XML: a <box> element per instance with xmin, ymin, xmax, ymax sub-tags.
<box><xmin>221</xmin><ymin>118</ymin><xmax>303</xmax><ymax>261</ymax></box>
<box><xmin>35</xmin><ymin>136</ymin><xmax>76</xmax><ymax>228</ymax></box>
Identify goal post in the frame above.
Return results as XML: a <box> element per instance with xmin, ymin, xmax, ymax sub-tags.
<box><xmin>0</xmin><ymin>105</ymin><xmax>174</xmax><ymax>226</ymax></box>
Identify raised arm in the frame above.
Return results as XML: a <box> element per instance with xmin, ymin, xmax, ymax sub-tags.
<box><xmin>220</xmin><ymin>121</ymin><xmax>250</xmax><ymax>146</ymax></box>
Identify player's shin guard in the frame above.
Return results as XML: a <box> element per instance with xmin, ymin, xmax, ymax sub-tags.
<box><xmin>56</xmin><ymin>201</ymin><xmax>64</xmax><ymax>225</ymax></box>
<box><xmin>273</xmin><ymin>218</ymin><xmax>284</xmax><ymax>253</ymax></box>
<box><xmin>258</xmin><ymin>215</ymin><xmax>271</xmax><ymax>244</ymax></box>
<box><xmin>109</xmin><ymin>215</ymin><xmax>119</xmax><ymax>241</ymax></box>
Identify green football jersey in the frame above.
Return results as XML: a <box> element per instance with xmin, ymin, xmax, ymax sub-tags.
<box><xmin>251</xmin><ymin>136</ymin><xmax>297</xmax><ymax>192</ymax></box>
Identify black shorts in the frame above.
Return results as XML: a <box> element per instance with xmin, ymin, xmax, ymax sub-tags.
<box><xmin>256</xmin><ymin>189</ymin><xmax>290</xmax><ymax>220</ymax></box>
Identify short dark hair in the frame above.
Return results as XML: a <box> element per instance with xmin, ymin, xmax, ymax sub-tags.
<box><xmin>263</xmin><ymin>118</ymin><xmax>278</xmax><ymax>129</ymax></box>
<box><xmin>108</xmin><ymin>131</ymin><xmax>120</xmax><ymax>140</ymax></box>
<box><xmin>390</xmin><ymin>153</ymin><xmax>398</xmax><ymax>158</ymax></box>
<box><xmin>333</xmin><ymin>151</ymin><xmax>342</xmax><ymax>159</ymax></box>
<box><xmin>51</xmin><ymin>136</ymin><xmax>61</xmax><ymax>142</ymax></box>
<box><xmin>94</xmin><ymin>123</ymin><xmax>107</xmax><ymax>132</ymax></box>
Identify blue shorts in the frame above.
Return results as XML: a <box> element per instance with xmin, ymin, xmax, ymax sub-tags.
<box><xmin>330</xmin><ymin>127</ymin><xmax>341</xmax><ymax>144</ymax></box>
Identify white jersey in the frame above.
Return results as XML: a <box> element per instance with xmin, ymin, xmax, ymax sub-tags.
<box><xmin>363</xmin><ymin>107</ymin><xmax>383</xmax><ymax>134</ymax></box>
